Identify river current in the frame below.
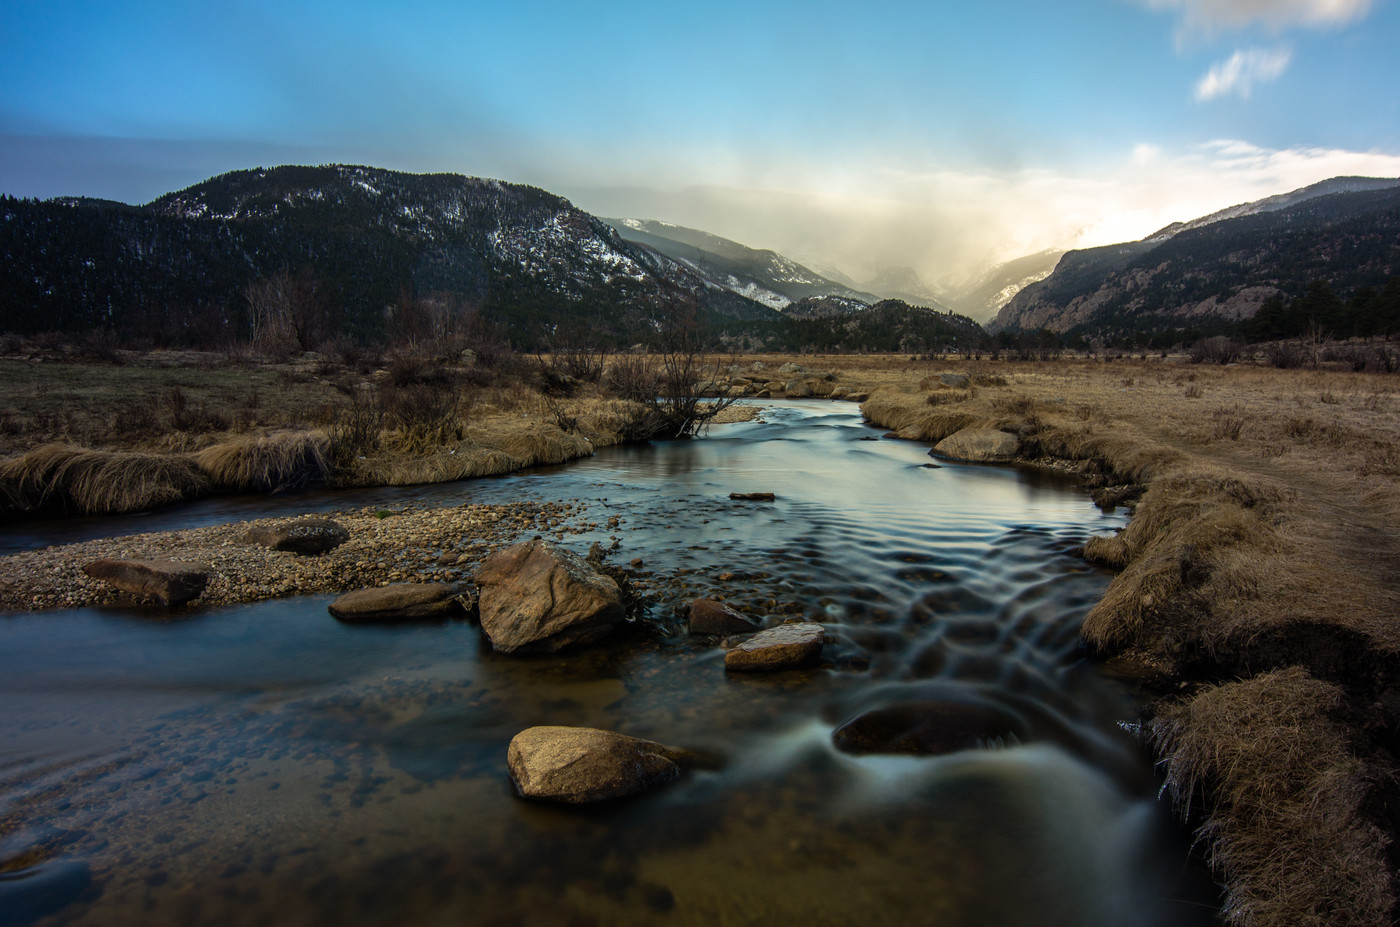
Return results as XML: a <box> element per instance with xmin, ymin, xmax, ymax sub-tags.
<box><xmin>0</xmin><ymin>401</ymin><xmax>1218</xmax><ymax>926</ymax></box>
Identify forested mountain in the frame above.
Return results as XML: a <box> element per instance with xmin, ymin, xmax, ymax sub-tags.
<box><xmin>942</xmin><ymin>249</ymin><xmax>1063</xmax><ymax>322</ymax></box>
<box><xmin>0</xmin><ymin>165</ymin><xmax>779</xmax><ymax>350</ymax></box>
<box><xmin>605</xmin><ymin>218</ymin><xmax>876</xmax><ymax>310</ymax></box>
<box><xmin>718</xmin><ymin>298</ymin><xmax>985</xmax><ymax>354</ymax></box>
<box><xmin>990</xmin><ymin>178</ymin><xmax>1400</xmax><ymax>339</ymax></box>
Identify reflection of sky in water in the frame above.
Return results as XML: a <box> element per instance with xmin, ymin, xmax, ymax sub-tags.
<box><xmin>0</xmin><ymin>402</ymin><xmax>1216</xmax><ymax>926</ymax></box>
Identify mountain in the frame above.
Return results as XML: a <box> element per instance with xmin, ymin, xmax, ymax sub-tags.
<box><xmin>603</xmin><ymin>218</ymin><xmax>877</xmax><ymax>310</ymax></box>
<box><xmin>0</xmin><ymin>165</ymin><xmax>778</xmax><ymax>349</ymax></box>
<box><xmin>940</xmin><ymin>249</ymin><xmax>1064</xmax><ymax>322</ymax></box>
<box><xmin>717</xmin><ymin>298</ymin><xmax>986</xmax><ymax>354</ymax></box>
<box><xmin>989</xmin><ymin>177</ymin><xmax>1400</xmax><ymax>337</ymax></box>
<box><xmin>857</xmin><ymin>266</ymin><xmax>957</xmax><ymax>313</ymax></box>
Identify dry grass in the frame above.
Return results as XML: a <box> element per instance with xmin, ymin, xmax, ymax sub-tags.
<box><xmin>0</xmin><ymin>443</ymin><xmax>208</xmax><ymax>515</ymax></box>
<box><xmin>1153</xmin><ymin>669</ymin><xmax>1392</xmax><ymax>927</ymax></box>
<box><xmin>190</xmin><ymin>431</ymin><xmax>332</xmax><ymax>494</ymax></box>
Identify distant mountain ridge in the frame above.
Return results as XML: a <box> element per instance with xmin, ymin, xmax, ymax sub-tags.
<box><xmin>604</xmin><ymin>218</ymin><xmax>877</xmax><ymax>310</ymax></box>
<box><xmin>989</xmin><ymin>176</ymin><xmax>1400</xmax><ymax>336</ymax></box>
<box><xmin>1</xmin><ymin>165</ymin><xmax>778</xmax><ymax>348</ymax></box>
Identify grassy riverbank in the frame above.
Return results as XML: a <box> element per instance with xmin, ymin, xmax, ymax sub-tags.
<box><xmin>4</xmin><ymin>347</ymin><xmax>1398</xmax><ymax>925</ymax></box>
<box><xmin>851</xmin><ymin>355</ymin><xmax>1400</xmax><ymax>927</ymax></box>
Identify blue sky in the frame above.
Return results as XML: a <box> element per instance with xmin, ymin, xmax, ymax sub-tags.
<box><xmin>3</xmin><ymin>0</ymin><xmax>1398</xmax><ymax>285</ymax></box>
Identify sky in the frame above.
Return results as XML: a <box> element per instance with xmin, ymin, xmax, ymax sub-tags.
<box><xmin>3</xmin><ymin>0</ymin><xmax>1399</xmax><ymax>290</ymax></box>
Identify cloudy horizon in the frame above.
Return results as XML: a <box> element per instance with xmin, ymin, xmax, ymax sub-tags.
<box><xmin>3</xmin><ymin>0</ymin><xmax>1397</xmax><ymax>290</ymax></box>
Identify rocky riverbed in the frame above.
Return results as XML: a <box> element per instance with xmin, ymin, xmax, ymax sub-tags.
<box><xmin>0</xmin><ymin>500</ymin><xmax>608</xmax><ymax>611</ymax></box>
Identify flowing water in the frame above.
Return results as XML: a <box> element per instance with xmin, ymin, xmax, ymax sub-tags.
<box><xmin>0</xmin><ymin>401</ymin><xmax>1218</xmax><ymax>926</ymax></box>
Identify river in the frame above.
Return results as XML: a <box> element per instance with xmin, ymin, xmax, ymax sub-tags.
<box><xmin>0</xmin><ymin>401</ymin><xmax>1218</xmax><ymax>926</ymax></box>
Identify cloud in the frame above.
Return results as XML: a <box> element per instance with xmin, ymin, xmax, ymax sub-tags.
<box><xmin>1195</xmin><ymin>47</ymin><xmax>1292</xmax><ymax>99</ymax></box>
<box><xmin>1142</xmin><ymin>0</ymin><xmax>1372</xmax><ymax>32</ymax></box>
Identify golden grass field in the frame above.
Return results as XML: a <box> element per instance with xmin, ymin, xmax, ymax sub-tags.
<box><xmin>3</xmin><ymin>347</ymin><xmax>1400</xmax><ymax>925</ymax></box>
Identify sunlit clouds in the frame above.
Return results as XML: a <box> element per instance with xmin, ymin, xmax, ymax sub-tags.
<box><xmin>1195</xmin><ymin>47</ymin><xmax>1293</xmax><ymax>100</ymax></box>
<box><xmin>1142</xmin><ymin>0</ymin><xmax>1372</xmax><ymax>32</ymax></box>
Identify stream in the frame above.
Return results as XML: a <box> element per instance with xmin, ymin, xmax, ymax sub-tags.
<box><xmin>0</xmin><ymin>401</ymin><xmax>1218</xmax><ymax>926</ymax></box>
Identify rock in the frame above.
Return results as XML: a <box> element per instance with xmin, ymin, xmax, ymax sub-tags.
<box><xmin>846</xmin><ymin>392</ymin><xmax>870</xmax><ymax>402</ymax></box>
<box><xmin>784</xmin><ymin>378</ymin><xmax>813</xmax><ymax>397</ymax></box>
<box><xmin>688</xmin><ymin>598</ymin><xmax>760</xmax><ymax>635</ymax></box>
<box><xmin>81</xmin><ymin>559</ymin><xmax>212</xmax><ymax>606</ymax></box>
<box><xmin>729</xmin><ymin>492</ymin><xmax>775</xmax><ymax>502</ymax></box>
<box><xmin>244</xmin><ymin>517</ymin><xmax>349</xmax><ymax>555</ymax></box>
<box><xmin>473</xmin><ymin>540</ymin><xmax>625</xmax><ymax>653</ymax></box>
<box><xmin>777</xmin><ymin>362</ymin><xmax>808</xmax><ymax>375</ymax></box>
<box><xmin>832</xmin><ymin>699</ymin><xmax>1028</xmax><ymax>756</ymax></box>
<box><xmin>725</xmin><ymin>622</ymin><xmax>825</xmax><ymax>672</ymax></box>
<box><xmin>938</xmin><ymin>373</ymin><xmax>970</xmax><ymax>389</ymax></box>
<box><xmin>829</xmin><ymin>386</ymin><xmax>850</xmax><ymax>399</ymax></box>
<box><xmin>328</xmin><ymin>582</ymin><xmax>465</xmax><ymax>623</ymax></box>
<box><xmin>507</xmin><ymin>726</ymin><xmax>691</xmax><ymax>803</ymax></box>
<box><xmin>931</xmin><ymin>427</ymin><xmax>1021</xmax><ymax>462</ymax></box>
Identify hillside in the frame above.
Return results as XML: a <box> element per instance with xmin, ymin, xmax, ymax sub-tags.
<box><xmin>941</xmin><ymin>249</ymin><xmax>1064</xmax><ymax>322</ymax></box>
<box><xmin>605</xmin><ymin>218</ymin><xmax>876</xmax><ymax>309</ymax></box>
<box><xmin>0</xmin><ymin>165</ymin><xmax>778</xmax><ymax>350</ymax></box>
<box><xmin>990</xmin><ymin>177</ymin><xmax>1400</xmax><ymax>337</ymax></box>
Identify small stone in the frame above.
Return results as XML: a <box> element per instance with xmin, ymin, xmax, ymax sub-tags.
<box><xmin>507</xmin><ymin>726</ymin><xmax>693</xmax><ymax>803</ymax></box>
<box><xmin>725</xmin><ymin>623</ymin><xmax>825</xmax><ymax>672</ymax></box>
<box><xmin>81</xmin><ymin>559</ymin><xmax>212</xmax><ymax>606</ymax></box>
<box><xmin>688</xmin><ymin>598</ymin><xmax>761</xmax><ymax>635</ymax></box>
<box><xmin>244</xmin><ymin>517</ymin><xmax>349</xmax><ymax>555</ymax></box>
<box><xmin>328</xmin><ymin>583</ymin><xmax>465</xmax><ymax>623</ymax></box>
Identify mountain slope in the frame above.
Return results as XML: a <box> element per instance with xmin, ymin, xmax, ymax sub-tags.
<box><xmin>941</xmin><ymin>249</ymin><xmax>1064</xmax><ymax>322</ymax></box>
<box><xmin>1</xmin><ymin>165</ymin><xmax>777</xmax><ymax>349</ymax></box>
<box><xmin>989</xmin><ymin>178</ymin><xmax>1400</xmax><ymax>336</ymax></box>
<box><xmin>604</xmin><ymin>218</ymin><xmax>877</xmax><ymax>309</ymax></box>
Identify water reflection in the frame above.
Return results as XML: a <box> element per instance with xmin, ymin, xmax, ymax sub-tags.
<box><xmin>0</xmin><ymin>402</ymin><xmax>1217</xmax><ymax>926</ymax></box>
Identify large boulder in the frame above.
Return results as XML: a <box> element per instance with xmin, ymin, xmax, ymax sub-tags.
<box><xmin>832</xmin><ymin>699</ymin><xmax>1028</xmax><ymax>756</ymax></box>
<box><xmin>81</xmin><ymin>559</ymin><xmax>211</xmax><ymax>606</ymax></box>
<box><xmin>932</xmin><ymin>427</ymin><xmax>1020</xmax><ymax>462</ymax></box>
<box><xmin>328</xmin><ymin>582</ymin><xmax>465</xmax><ymax>623</ymax></box>
<box><xmin>245</xmin><ymin>517</ymin><xmax>349</xmax><ymax>555</ymax></box>
<box><xmin>725</xmin><ymin>622</ymin><xmax>825</xmax><ymax>672</ymax></box>
<box><xmin>474</xmin><ymin>540</ymin><xmax>625</xmax><ymax>653</ymax></box>
<box><xmin>688</xmin><ymin>598</ymin><xmax>760</xmax><ymax>635</ymax></box>
<box><xmin>507</xmin><ymin>726</ymin><xmax>691</xmax><ymax>803</ymax></box>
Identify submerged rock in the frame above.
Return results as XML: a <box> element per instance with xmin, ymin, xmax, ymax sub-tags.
<box><xmin>932</xmin><ymin>427</ymin><xmax>1021</xmax><ymax>462</ymax></box>
<box><xmin>245</xmin><ymin>517</ymin><xmax>349</xmax><ymax>555</ymax></box>
<box><xmin>507</xmin><ymin>726</ymin><xmax>692</xmax><ymax>803</ymax></box>
<box><xmin>81</xmin><ymin>558</ymin><xmax>211</xmax><ymax>606</ymax></box>
<box><xmin>688</xmin><ymin>598</ymin><xmax>760</xmax><ymax>635</ymax></box>
<box><xmin>832</xmin><ymin>699</ymin><xmax>1028</xmax><ymax>756</ymax></box>
<box><xmin>729</xmin><ymin>492</ymin><xmax>776</xmax><ymax>502</ymax></box>
<box><xmin>473</xmin><ymin>539</ymin><xmax>624</xmax><ymax>653</ymax></box>
<box><xmin>328</xmin><ymin>582</ymin><xmax>466</xmax><ymax>623</ymax></box>
<box><xmin>725</xmin><ymin>622</ymin><xmax>825</xmax><ymax>672</ymax></box>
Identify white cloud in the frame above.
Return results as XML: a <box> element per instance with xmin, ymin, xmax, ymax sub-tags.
<box><xmin>1142</xmin><ymin>0</ymin><xmax>1371</xmax><ymax>32</ymax></box>
<box><xmin>1195</xmin><ymin>47</ymin><xmax>1292</xmax><ymax>99</ymax></box>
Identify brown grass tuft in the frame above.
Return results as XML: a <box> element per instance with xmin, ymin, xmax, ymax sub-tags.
<box><xmin>191</xmin><ymin>431</ymin><xmax>331</xmax><ymax>494</ymax></box>
<box><xmin>0</xmin><ymin>443</ymin><xmax>208</xmax><ymax>515</ymax></box>
<box><xmin>1153</xmin><ymin>668</ymin><xmax>1392</xmax><ymax>927</ymax></box>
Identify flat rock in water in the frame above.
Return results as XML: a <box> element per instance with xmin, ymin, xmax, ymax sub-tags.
<box><xmin>832</xmin><ymin>699</ymin><xmax>1028</xmax><ymax>756</ymax></box>
<box><xmin>729</xmin><ymin>492</ymin><xmax>775</xmax><ymax>502</ymax></box>
<box><xmin>725</xmin><ymin>622</ymin><xmax>825</xmax><ymax>672</ymax></box>
<box><xmin>508</xmin><ymin>726</ymin><xmax>690</xmax><ymax>803</ymax></box>
<box><xmin>244</xmin><ymin>517</ymin><xmax>349</xmax><ymax>555</ymax></box>
<box><xmin>932</xmin><ymin>427</ymin><xmax>1020</xmax><ymax>462</ymax></box>
<box><xmin>688</xmin><ymin>598</ymin><xmax>760</xmax><ymax>635</ymax></box>
<box><xmin>328</xmin><ymin>583</ymin><xmax>464</xmax><ymax>623</ymax></box>
<box><xmin>81</xmin><ymin>559</ymin><xmax>212</xmax><ymax>606</ymax></box>
<box><xmin>473</xmin><ymin>540</ymin><xmax>624</xmax><ymax>653</ymax></box>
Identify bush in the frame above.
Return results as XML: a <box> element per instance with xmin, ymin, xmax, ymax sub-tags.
<box><xmin>1189</xmin><ymin>337</ymin><xmax>1246</xmax><ymax>365</ymax></box>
